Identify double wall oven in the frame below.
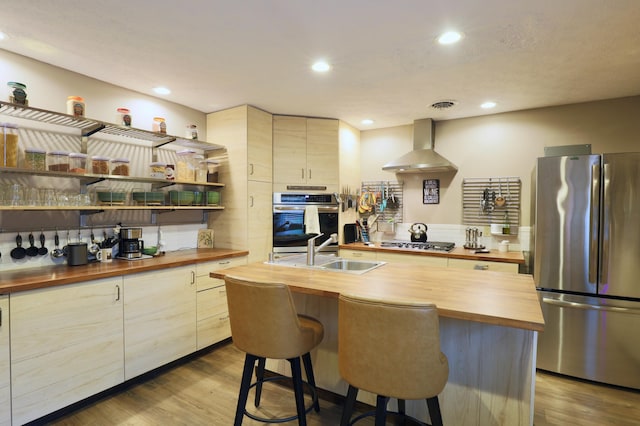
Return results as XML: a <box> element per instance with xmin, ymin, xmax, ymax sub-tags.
<box><xmin>273</xmin><ymin>193</ymin><xmax>339</xmax><ymax>254</ymax></box>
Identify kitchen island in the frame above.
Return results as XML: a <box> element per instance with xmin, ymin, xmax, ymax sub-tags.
<box><xmin>211</xmin><ymin>261</ymin><xmax>544</xmax><ymax>426</ymax></box>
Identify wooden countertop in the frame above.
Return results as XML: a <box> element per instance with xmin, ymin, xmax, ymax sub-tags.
<box><xmin>211</xmin><ymin>261</ymin><xmax>544</xmax><ymax>332</ymax></box>
<box><xmin>340</xmin><ymin>242</ymin><xmax>525</xmax><ymax>264</ymax></box>
<box><xmin>0</xmin><ymin>248</ymin><xmax>249</xmax><ymax>294</ymax></box>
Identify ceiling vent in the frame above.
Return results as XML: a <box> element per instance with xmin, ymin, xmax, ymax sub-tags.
<box><xmin>430</xmin><ymin>100</ymin><xmax>456</xmax><ymax>110</ymax></box>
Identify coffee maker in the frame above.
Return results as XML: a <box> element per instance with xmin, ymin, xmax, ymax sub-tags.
<box><xmin>118</xmin><ymin>227</ymin><xmax>143</xmax><ymax>259</ymax></box>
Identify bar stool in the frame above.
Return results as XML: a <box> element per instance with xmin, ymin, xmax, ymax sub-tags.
<box><xmin>225</xmin><ymin>275</ymin><xmax>325</xmax><ymax>426</ymax></box>
<box><xmin>338</xmin><ymin>293</ymin><xmax>449</xmax><ymax>426</ymax></box>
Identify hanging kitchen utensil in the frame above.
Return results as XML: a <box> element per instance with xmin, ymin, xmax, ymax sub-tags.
<box><xmin>387</xmin><ymin>185</ymin><xmax>399</xmax><ymax>209</ymax></box>
<box><xmin>52</xmin><ymin>230</ymin><xmax>64</xmax><ymax>258</ymax></box>
<box><xmin>38</xmin><ymin>231</ymin><xmax>48</xmax><ymax>255</ymax></box>
<box><xmin>11</xmin><ymin>233</ymin><xmax>27</xmax><ymax>259</ymax></box>
<box><xmin>26</xmin><ymin>232</ymin><xmax>39</xmax><ymax>257</ymax></box>
<box><xmin>495</xmin><ymin>178</ymin><xmax>506</xmax><ymax>207</ymax></box>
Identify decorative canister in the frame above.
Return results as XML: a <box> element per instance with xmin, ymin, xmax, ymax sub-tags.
<box><xmin>116</xmin><ymin>107</ymin><xmax>132</xmax><ymax>127</ymax></box>
<box><xmin>67</xmin><ymin>96</ymin><xmax>85</xmax><ymax>117</ymax></box>
<box><xmin>7</xmin><ymin>82</ymin><xmax>28</xmax><ymax>106</ymax></box>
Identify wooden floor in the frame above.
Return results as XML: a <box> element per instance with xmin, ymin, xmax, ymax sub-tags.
<box><xmin>41</xmin><ymin>341</ymin><xmax>640</xmax><ymax>426</ymax></box>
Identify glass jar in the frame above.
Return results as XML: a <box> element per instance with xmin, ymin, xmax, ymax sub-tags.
<box><xmin>25</xmin><ymin>148</ymin><xmax>47</xmax><ymax>171</ymax></box>
<box><xmin>153</xmin><ymin>117</ymin><xmax>166</xmax><ymax>134</ymax></box>
<box><xmin>91</xmin><ymin>156</ymin><xmax>110</xmax><ymax>174</ymax></box>
<box><xmin>194</xmin><ymin>155</ymin><xmax>207</xmax><ymax>182</ymax></box>
<box><xmin>7</xmin><ymin>82</ymin><xmax>28</xmax><ymax>106</ymax></box>
<box><xmin>149</xmin><ymin>162</ymin><xmax>166</xmax><ymax>179</ymax></box>
<box><xmin>47</xmin><ymin>151</ymin><xmax>70</xmax><ymax>172</ymax></box>
<box><xmin>69</xmin><ymin>152</ymin><xmax>88</xmax><ymax>173</ymax></box>
<box><xmin>111</xmin><ymin>158</ymin><xmax>130</xmax><ymax>176</ymax></box>
<box><xmin>67</xmin><ymin>96</ymin><xmax>85</xmax><ymax>117</ymax></box>
<box><xmin>185</xmin><ymin>124</ymin><xmax>198</xmax><ymax>140</ymax></box>
<box><xmin>205</xmin><ymin>159</ymin><xmax>220</xmax><ymax>182</ymax></box>
<box><xmin>116</xmin><ymin>107</ymin><xmax>132</xmax><ymax>127</ymax></box>
<box><xmin>176</xmin><ymin>149</ymin><xmax>196</xmax><ymax>181</ymax></box>
<box><xmin>1</xmin><ymin>123</ymin><xmax>19</xmax><ymax>167</ymax></box>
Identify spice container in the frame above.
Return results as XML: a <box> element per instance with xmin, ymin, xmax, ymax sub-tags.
<box><xmin>111</xmin><ymin>158</ymin><xmax>130</xmax><ymax>176</ymax></box>
<box><xmin>7</xmin><ymin>82</ymin><xmax>28</xmax><ymax>106</ymax></box>
<box><xmin>205</xmin><ymin>159</ymin><xmax>220</xmax><ymax>182</ymax></box>
<box><xmin>1</xmin><ymin>123</ymin><xmax>19</xmax><ymax>167</ymax></box>
<box><xmin>69</xmin><ymin>152</ymin><xmax>88</xmax><ymax>173</ymax></box>
<box><xmin>150</xmin><ymin>162</ymin><xmax>166</xmax><ymax>179</ymax></box>
<box><xmin>194</xmin><ymin>155</ymin><xmax>207</xmax><ymax>182</ymax></box>
<box><xmin>165</xmin><ymin>163</ymin><xmax>175</xmax><ymax>180</ymax></box>
<box><xmin>152</xmin><ymin>117</ymin><xmax>166</xmax><ymax>134</ymax></box>
<box><xmin>47</xmin><ymin>151</ymin><xmax>70</xmax><ymax>172</ymax></box>
<box><xmin>25</xmin><ymin>148</ymin><xmax>47</xmax><ymax>171</ymax></box>
<box><xmin>116</xmin><ymin>107</ymin><xmax>132</xmax><ymax>127</ymax></box>
<box><xmin>185</xmin><ymin>124</ymin><xmax>198</xmax><ymax>140</ymax></box>
<box><xmin>176</xmin><ymin>149</ymin><xmax>196</xmax><ymax>181</ymax></box>
<box><xmin>67</xmin><ymin>96</ymin><xmax>85</xmax><ymax>117</ymax></box>
<box><xmin>91</xmin><ymin>156</ymin><xmax>110</xmax><ymax>174</ymax></box>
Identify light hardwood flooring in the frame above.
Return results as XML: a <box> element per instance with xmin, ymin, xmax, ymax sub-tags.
<box><xmin>41</xmin><ymin>341</ymin><xmax>640</xmax><ymax>425</ymax></box>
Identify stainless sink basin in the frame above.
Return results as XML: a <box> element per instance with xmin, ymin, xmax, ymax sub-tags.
<box><xmin>318</xmin><ymin>259</ymin><xmax>385</xmax><ymax>274</ymax></box>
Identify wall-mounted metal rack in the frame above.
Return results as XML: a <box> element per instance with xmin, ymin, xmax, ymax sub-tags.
<box><xmin>360</xmin><ymin>181</ymin><xmax>403</xmax><ymax>233</ymax></box>
<box><xmin>462</xmin><ymin>177</ymin><xmax>521</xmax><ymax>228</ymax></box>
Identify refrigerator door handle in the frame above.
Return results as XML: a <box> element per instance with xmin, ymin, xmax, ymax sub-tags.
<box><xmin>542</xmin><ymin>296</ymin><xmax>640</xmax><ymax>314</ymax></box>
<box><xmin>589</xmin><ymin>163</ymin><xmax>600</xmax><ymax>283</ymax></box>
<box><xmin>600</xmin><ymin>163</ymin><xmax>610</xmax><ymax>283</ymax></box>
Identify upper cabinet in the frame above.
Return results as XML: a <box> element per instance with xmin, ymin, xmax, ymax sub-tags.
<box><xmin>273</xmin><ymin>116</ymin><xmax>339</xmax><ymax>191</ymax></box>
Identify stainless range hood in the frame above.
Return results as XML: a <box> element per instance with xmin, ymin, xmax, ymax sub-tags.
<box><xmin>382</xmin><ymin>118</ymin><xmax>457</xmax><ymax>173</ymax></box>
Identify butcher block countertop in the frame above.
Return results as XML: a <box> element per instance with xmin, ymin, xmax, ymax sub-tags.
<box><xmin>211</xmin><ymin>261</ymin><xmax>544</xmax><ymax>332</ymax></box>
<box><xmin>340</xmin><ymin>242</ymin><xmax>525</xmax><ymax>264</ymax></box>
<box><xmin>0</xmin><ymin>248</ymin><xmax>249</xmax><ymax>294</ymax></box>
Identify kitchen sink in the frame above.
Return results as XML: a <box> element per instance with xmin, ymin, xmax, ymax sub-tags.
<box><xmin>319</xmin><ymin>259</ymin><xmax>385</xmax><ymax>274</ymax></box>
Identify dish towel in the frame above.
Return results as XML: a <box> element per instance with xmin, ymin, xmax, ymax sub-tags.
<box><xmin>304</xmin><ymin>206</ymin><xmax>321</xmax><ymax>234</ymax></box>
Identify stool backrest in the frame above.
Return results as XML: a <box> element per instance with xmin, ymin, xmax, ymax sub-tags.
<box><xmin>225</xmin><ymin>275</ymin><xmax>307</xmax><ymax>359</ymax></box>
<box><xmin>338</xmin><ymin>293</ymin><xmax>449</xmax><ymax>400</ymax></box>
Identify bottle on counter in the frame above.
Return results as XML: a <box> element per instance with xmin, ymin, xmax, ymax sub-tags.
<box><xmin>7</xmin><ymin>82</ymin><xmax>28</xmax><ymax>106</ymax></box>
<box><xmin>67</xmin><ymin>96</ymin><xmax>85</xmax><ymax>117</ymax></box>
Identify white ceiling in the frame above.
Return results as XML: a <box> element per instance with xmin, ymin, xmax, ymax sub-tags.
<box><xmin>1</xmin><ymin>0</ymin><xmax>639</xmax><ymax>130</ymax></box>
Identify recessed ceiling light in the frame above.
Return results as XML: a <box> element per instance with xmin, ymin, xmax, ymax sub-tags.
<box><xmin>153</xmin><ymin>87</ymin><xmax>171</xmax><ymax>95</ymax></box>
<box><xmin>481</xmin><ymin>101</ymin><xmax>497</xmax><ymax>109</ymax></box>
<box><xmin>0</xmin><ymin>31</ymin><xmax>7</xmax><ymax>41</ymax></box>
<box><xmin>361</xmin><ymin>119</ymin><xmax>374</xmax><ymax>125</ymax></box>
<box><xmin>437</xmin><ymin>31</ymin><xmax>463</xmax><ymax>45</ymax></box>
<box><xmin>311</xmin><ymin>61</ymin><xmax>331</xmax><ymax>72</ymax></box>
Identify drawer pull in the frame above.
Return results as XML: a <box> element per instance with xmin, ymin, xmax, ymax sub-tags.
<box><xmin>218</xmin><ymin>261</ymin><xmax>230</xmax><ymax>265</ymax></box>
<box><xmin>474</xmin><ymin>264</ymin><xmax>489</xmax><ymax>270</ymax></box>
<box><xmin>219</xmin><ymin>315</ymin><xmax>230</xmax><ymax>321</ymax></box>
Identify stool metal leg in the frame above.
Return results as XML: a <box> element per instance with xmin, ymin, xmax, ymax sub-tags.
<box><xmin>302</xmin><ymin>352</ymin><xmax>320</xmax><ymax>412</ymax></box>
<box><xmin>340</xmin><ymin>385</ymin><xmax>359</xmax><ymax>426</ymax></box>
<box><xmin>254</xmin><ymin>357</ymin><xmax>266</xmax><ymax>407</ymax></box>
<box><xmin>375</xmin><ymin>395</ymin><xmax>389</xmax><ymax>426</ymax></box>
<box><xmin>289</xmin><ymin>357</ymin><xmax>307</xmax><ymax>426</ymax></box>
<box><xmin>426</xmin><ymin>396</ymin><xmax>443</xmax><ymax>426</ymax></box>
<box><xmin>235</xmin><ymin>353</ymin><xmax>258</xmax><ymax>426</ymax></box>
<box><xmin>397</xmin><ymin>399</ymin><xmax>407</xmax><ymax>425</ymax></box>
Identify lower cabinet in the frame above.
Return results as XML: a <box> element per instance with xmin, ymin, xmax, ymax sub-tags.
<box><xmin>10</xmin><ymin>278</ymin><xmax>124</xmax><ymax>425</ymax></box>
<box><xmin>195</xmin><ymin>257</ymin><xmax>247</xmax><ymax>349</ymax></box>
<box><xmin>0</xmin><ymin>296</ymin><xmax>9</xmax><ymax>426</ymax></box>
<box><xmin>124</xmin><ymin>266</ymin><xmax>197</xmax><ymax>380</ymax></box>
<box><xmin>376</xmin><ymin>251</ymin><xmax>448</xmax><ymax>267</ymax></box>
<box><xmin>340</xmin><ymin>249</ymin><xmax>377</xmax><ymax>260</ymax></box>
<box><xmin>447</xmin><ymin>258</ymin><xmax>519</xmax><ymax>273</ymax></box>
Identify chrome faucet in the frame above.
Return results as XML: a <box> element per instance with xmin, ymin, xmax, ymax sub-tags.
<box><xmin>306</xmin><ymin>233</ymin><xmax>338</xmax><ymax>266</ymax></box>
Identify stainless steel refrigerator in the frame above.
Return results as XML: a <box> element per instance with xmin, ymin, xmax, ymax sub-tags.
<box><xmin>535</xmin><ymin>152</ymin><xmax>640</xmax><ymax>390</ymax></box>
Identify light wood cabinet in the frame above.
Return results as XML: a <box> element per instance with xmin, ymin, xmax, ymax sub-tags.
<box><xmin>273</xmin><ymin>116</ymin><xmax>339</xmax><ymax>190</ymax></box>
<box><xmin>0</xmin><ymin>296</ymin><xmax>9</xmax><ymax>426</ymax></box>
<box><xmin>195</xmin><ymin>257</ymin><xmax>247</xmax><ymax>349</ymax></box>
<box><xmin>10</xmin><ymin>278</ymin><xmax>124</xmax><ymax>425</ymax></box>
<box><xmin>376</xmin><ymin>251</ymin><xmax>448</xmax><ymax>267</ymax></box>
<box><xmin>124</xmin><ymin>266</ymin><xmax>196</xmax><ymax>379</ymax></box>
<box><xmin>339</xmin><ymin>249</ymin><xmax>377</xmax><ymax>261</ymax></box>
<box><xmin>448</xmin><ymin>258</ymin><xmax>519</xmax><ymax>273</ymax></box>
<box><xmin>207</xmin><ymin>105</ymin><xmax>273</xmax><ymax>263</ymax></box>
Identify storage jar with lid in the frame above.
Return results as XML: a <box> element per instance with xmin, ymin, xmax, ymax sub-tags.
<box><xmin>149</xmin><ymin>162</ymin><xmax>166</xmax><ymax>179</ymax></box>
<box><xmin>194</xmin><ymin>154</ymin><xmax>207</xmax><ymax>182</ymax></box>
<box><xmin>205</xmin><ymin>159</ymin><xmax>220</xmax><ymax>182</ymax></box>
<box><xmin>91</xmin><ymin>156</ymin><xmax>110</xmax><ymax>174</ymax></box>
<box><xmin>153</xmin><ymin>117</ymin><xmax>166</xmax><ymax>134</ymax></box>
<box><xmin>7</xmin><ymin>82</ymin><xmax>28</xmax><ymax>106</ymax></box>
<box><xmin>116</xmin><ymin>107</ymin><xmax>132</xmax><ymax>127</ymax></box>
<box><xmin>176</xmin><ymin>149</ymin><xmax>196</xmax><ymax>181</ymax></box>
<box><xmin>47</xmin><ymin>151</ymin><xmax>70</xmax><ymax>172</ymax></box>
<box><xmin>69</xmin><ymin>152</ymin><xmax>88</xmax><ymax>173</ymax></box>
<box><xmin>185</xmin><ymin>124</ymin><xmax>198</xmax><ymax>140</ymax></box>
<box><xmin>1</xmin><ymin>123</ymin><xmax>19</xmax><ymax>167</ymax></box>
<box><xmin>67</xmin><ymin>96</ymin><xmax>85</xmax><ymax>117</ymax></box>
<box><xmin>25</xmin><ymin>148</ymin><xmax>47</xmax><ymax>171</ymax></box>
<box><xmin>111</xmin><ymin>158</ymin><xmax>130</xmax><ymax>176</ymax></box>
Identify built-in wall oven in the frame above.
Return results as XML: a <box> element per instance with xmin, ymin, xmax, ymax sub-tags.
<box><xmin>273</xmin><ymin>193</ymin><xmax>339</xmax><ymax>254</ymax></box>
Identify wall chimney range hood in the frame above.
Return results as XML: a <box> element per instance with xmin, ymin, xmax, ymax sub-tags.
<box><xmin>382</xmin><ymin>118</ymin><xmax>457</xmax><ymax>173</ymax></box>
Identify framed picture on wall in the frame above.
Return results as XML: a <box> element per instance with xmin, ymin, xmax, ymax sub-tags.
<box><xmin>423</xmin><ymin>179</ymin><xmax>440</xmax><ymax>204</ymax></box>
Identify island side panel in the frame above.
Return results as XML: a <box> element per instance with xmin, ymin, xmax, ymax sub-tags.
<box><xmin>265</xmin><ymin>293</ymin><xmax>536</xmax><ymax>426</ymax></box>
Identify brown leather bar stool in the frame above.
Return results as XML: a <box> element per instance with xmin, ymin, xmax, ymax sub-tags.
<box><xmin>225</xmin><ymin>275</ymin><xmax>325</xmax><ymax>426</ymax></box>
<box><xmin>338</xmin><ymin>293</ymin><xmax>449</xmax><ymax>426</ymax></box>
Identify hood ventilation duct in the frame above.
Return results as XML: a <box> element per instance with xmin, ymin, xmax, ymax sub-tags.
<box><xmin>382</xmin><ymin>118</ymin><xmax>458</xmax><ymax>173</ymax></box>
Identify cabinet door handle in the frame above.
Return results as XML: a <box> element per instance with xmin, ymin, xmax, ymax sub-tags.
<box><xmin>250</xmin><ymin>196</ymin><xmax>254</xmax><ymax>207</ymax></box>
<box><xmin>308</xmin><ymin>169</ymin><xmax>312</xmax><ymax>180</ymax></box>
<box><xmin>0</xmin><ymin>307</ymin><xmax>2</xmax><ymax>326</ymax></box>
<box><xmin>474</xmin><ymin>264</ymin><xmax>489</xmax><ymax>270</ymax></box>
<box><xmin>115</xmin><ymin>285</ymin><xmax>121</xmax><ymax>302</ymax></box>
<box><xmin>191</xmin><ymin>271</ymin><xmax>196</xmax><ymax>285</ymax></box>
<box><xmin>249</xmin><ymin>163</ymin><xmax>254</xmax><ymax>176</ymax></box>
<box><xmin>301</xmin><ymin>168</ymin><xmax>305</xmax><ymax>179</ymax></box>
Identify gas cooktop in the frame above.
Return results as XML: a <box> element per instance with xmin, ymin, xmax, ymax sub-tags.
<box><xmin>380</xmin><ymin>240</ymin><xmax>456</xmax><ymax>252</ymax></box>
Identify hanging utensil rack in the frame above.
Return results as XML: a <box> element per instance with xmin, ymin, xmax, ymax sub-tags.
<box><xmin>360</xmin><ymin>181</ymin><xmax>403</xmax><ymax>232</ymax></box>
<box><xmin>462</xmin><ymin>177</ymin><xmax>521</xmax><ymax>227</ymax></box>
